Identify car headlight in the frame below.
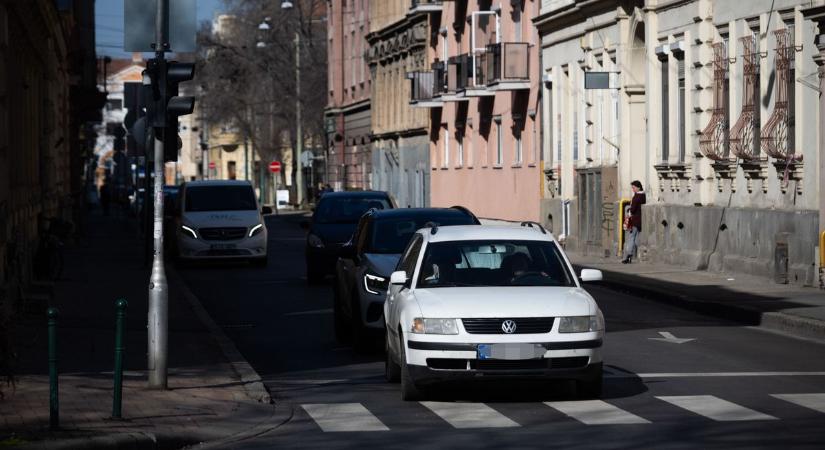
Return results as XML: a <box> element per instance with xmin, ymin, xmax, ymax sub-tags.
<box><xmin>181</xmin><ymin>225</ymin><xmax>197</xmax><ymax>239</ymax></box>
<box><xmin>249</xmin><ymin>223</ymin><xmax>264</xmax><ymax>237</ymax></box>
<box><xmin>411</xmin><ymin>318</ymin><xmax>458</xmax><ymax>335</ymax></box>
<box><xmin>307</xmin><ymin>233</ymin><xmax>324</xmax><ymax>248</ymax></box>
<box><xmin>558</xmin><ymin>315</ymin><xmax>603</xmax><ymax>333</ymax></box>
<box><xmin>364</xmin><ymin>273</ymin><xmax>388</xmax><ymax>295</ymax></box>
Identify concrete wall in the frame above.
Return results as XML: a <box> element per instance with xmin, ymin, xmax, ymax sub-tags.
<box><xmin>372</xmin><ymin>134</ymin><xmax>430</xmax><ymax>208</ymax></box>
<box><xmin>639</xmin><ymin>204</ymin><xmax>818</xmax><ymax>286</ymax></box>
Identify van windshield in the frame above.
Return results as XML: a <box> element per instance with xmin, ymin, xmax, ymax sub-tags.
<box><xmin>185</xmin><ymin>185</ymin><xmax>257</xmax><ymax>212</ymax></box>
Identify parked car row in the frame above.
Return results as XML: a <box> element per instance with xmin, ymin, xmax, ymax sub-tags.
<box><xmin>301</xmin><ymin>190</ymin><xmax>606</xmax><ymax>401</ymax></box>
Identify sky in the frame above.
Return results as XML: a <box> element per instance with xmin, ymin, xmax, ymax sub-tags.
<box><xmin>96</xmin><ymin>0</ymin><xmax>225</xmax><ymax>58</ymax></box>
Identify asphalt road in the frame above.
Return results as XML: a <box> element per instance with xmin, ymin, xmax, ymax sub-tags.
<box><xmin>179</xmin><ymin>213</ymin><xmax>825</xmax><ymax>450</ymax></box>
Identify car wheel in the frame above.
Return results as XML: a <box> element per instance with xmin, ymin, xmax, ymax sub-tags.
<box><xmin>350</xmin><ymin>290</ymin><xmax>368</xmax><ymax>351</ymax></box>
<box><xmin>385</xmin><ymin>330</ymin><xmax>400</xmax><ymax>383</ymax></box>
<box><xmin>399</xmin><ymin>334</ymin><xmax>423</xmax><ymax>401</ymax></box>
<box><xmin>333</xmin><ymin>282</ymin><xmax>349</xmax><ymax>343</ymax></box>
<box><xmin>251</xmin><ymin>256</ymin><xmax>268</xmax><ymax>268</ymax></box>
<box><xmin>576</xmin><ymin>363</ymin><xmax>603</xmax><ymax>399</ymax></box>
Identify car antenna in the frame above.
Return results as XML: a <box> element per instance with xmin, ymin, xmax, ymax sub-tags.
<box><xmin>424</xmin><ymin>221</ymin><xmax>439</xmax><ymax>235</ymax></box>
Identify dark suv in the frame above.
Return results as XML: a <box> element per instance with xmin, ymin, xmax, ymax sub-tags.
<box><xmin>303</xmin><ymin>191</ymin><xmax>395</xmax><ymax>283</ymax></box>
<box><xmin>333</xmin><ymin>206</ymin><xmax>480</xmax><ymax>347</ymax></box>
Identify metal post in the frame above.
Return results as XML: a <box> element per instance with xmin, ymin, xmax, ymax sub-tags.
<box><xmin>244</xmin><ymin>134</ymin><xmax>249</xmax><ymax>181</ymax></box>
<box><xmin>295</xmin><ymin>31</ymin><xmax>304</xmax><ymax>206</ymax></box>
<box><xmin>112</xmin><ymin>299</ymin><xmax>127</xmax><ymax>418</ymax></box>
<box><xmin>148</xmin><ymin>0</ymin><xmax>169</xmax><ymax>390</ymax></box>
<box><xmin>47</xmin><ymin>307</ymin><xmax>59</xmax><ymax>430</ymax></box>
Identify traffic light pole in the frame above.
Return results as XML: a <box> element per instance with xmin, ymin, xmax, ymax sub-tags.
<box><xmin>147</xmin><ymin>0</ymin><xmax>169</xmax><ymax>390</ymax></box>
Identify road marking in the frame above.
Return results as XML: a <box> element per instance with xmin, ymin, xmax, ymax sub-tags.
<box><xmin>771</xmin><ymin>393</ymin><xmax>825</xmax><ymax>413</ymax></box>
<box><xmin>283</xmin><ymin>308</ymin><xmax>334</xmax><ymax>317</ymax></box>
<box><xmin>657</xmin><ymin>395</ymin><xmax>778</xmax><ymax>421</ymax></box>
<box><xmin>301</xmin><ymin>403</ymin><xmax>389</xmax><ymax>432</ymax></box>
<box><xmin>545</xmin><ymin>400</ymin><xmax>650</xmax><ymax>425</ymax></box>
<box><xmin>606</xmin><ymin>371</ymin><xmax>825</xmax><ymax>379</ymax></box>
<box><xmin>421</xmin><ymin>402</ymin><xmax>520</xmax><ymax>429</ymax></box>
<box><xmin>648</xmin><ymin>331</ymin><xmax>696</xmax><ymax>344</ymax></box>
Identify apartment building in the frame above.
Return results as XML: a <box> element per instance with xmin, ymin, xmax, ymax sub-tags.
<box><xmin>536</xmin><ymin>0</ymin><xmax>823</xmax><ymax>285</ymax></box>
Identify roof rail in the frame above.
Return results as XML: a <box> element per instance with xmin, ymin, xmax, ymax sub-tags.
<box><xmin>423</xmin><ymin>221</ymin><xmax>439</xmax><ymax>235</ymax></box>
<box><xmin>450</xmin><ymin>205</ymin><xmax>480</xmax><ymax>224</ymax></box>
<box><xmin>520</xmin><ymin>221</ymin><xmax>547</xmax><ymax>234</ymax></box>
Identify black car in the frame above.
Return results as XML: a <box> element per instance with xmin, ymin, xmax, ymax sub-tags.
<box><xmin>303</xmin><ymin>191</ymin><xmax>395</xmax><ymax>283</ymax></box>
<box><xmin>333</xmin><ymin>206</ymin><xmax>480</xmax><ymax>346</ymax></box>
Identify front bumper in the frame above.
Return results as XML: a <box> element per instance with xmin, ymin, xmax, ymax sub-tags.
<box><xmin>405</xmin><ymin>336</ymin><xmax>603</xmax><ymax>384</ymax></box>
<box><xmin>177</xmin><ymin>232</ymin><xmax>267</xmax><ymax>260</ymax></box>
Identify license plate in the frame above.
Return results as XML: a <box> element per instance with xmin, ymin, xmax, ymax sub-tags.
<box><xmin>210</xmin><ymin>244</ymin><xmax>237</xmax><ymax>250</ymax></box>
<box><xmin>477</xmin><ymin>343</ymin><xmax>545</xmax><ymax>360</ymax></box>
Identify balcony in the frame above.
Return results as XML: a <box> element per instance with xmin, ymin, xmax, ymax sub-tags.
<box><xmin>482</xmin><ymin>42</ymin><xmax>530</xmax><ymax>91</ymax></box>
<box><xmin>450</xmin><ymin>53</ymin><xmax>491</xmax><ymax>98</ymax></box>
<box><xmin>408</xmin><ymin>0</ymin><xmax>443</xmax><ymax>15</ymax></box>
<box><xmin>408</xmin><ymin>71</ymin><xmax>443</xmax><ymax>108</ymax></box>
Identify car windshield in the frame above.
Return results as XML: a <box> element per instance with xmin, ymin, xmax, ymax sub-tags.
<box><xmin>367</xmin><ymin>215</ymin><xmax>475</xmax><ymax>254</ymax></box>
<box><xmin>416</xmin><ymin>240</ymin><xmax>575</xmax><ymax>288</ymax></box>
<box><xmin>185</xmin><ymin>185</ymin><xmax>257</xmax><ymax>212</ymax></box>
<box><xmin>314</xmin><ymin>197</ymin><xmax>391</xmax><ymax>224</ymax></box>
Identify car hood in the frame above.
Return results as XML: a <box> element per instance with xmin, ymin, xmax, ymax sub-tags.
<box><xmin>310</xmin><ymin>222</ymin><xmax>358</xmax><ymax>245</ymax></box>
<box><xmin>412</xmin><ymin>287</ymin><xmax>595</xmax><ymax>318</ymax></box>
<box><xmin>363</xmin><ymin>253</ymin><xmax>402</xmax><ymax>277</ymax></box>
<box><xmin>182</xmin><ymin>210</ymin><xmax>261</xmax><ymax>227</ymax></box>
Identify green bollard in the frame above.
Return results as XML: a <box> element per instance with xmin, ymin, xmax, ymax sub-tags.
<box><xmin>47</xmin><ymin>307</ymin><xmax>59</xmax><ymax>430</ymax></box>
<box><xmin>112</xmin><ymin>299</ymin><xmax>127</xmax><ymax>419</ymax></box>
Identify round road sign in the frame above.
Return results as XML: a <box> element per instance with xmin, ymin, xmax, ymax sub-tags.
<box><xmin>269</xmin><ymin>161</ymin><xmax>282</xmax><ymax>173</ymax></box>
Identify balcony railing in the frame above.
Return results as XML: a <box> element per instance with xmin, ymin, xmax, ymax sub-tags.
<box><xmin>482</xmin><ymin>42</ymin><xmax>530</xmax><ymax>90</ymax></box>
<box><xmin>408</xmin><ymin>70</ymin><xmax>442</xmax><ymax>107</ymax></box>
<box><xmin>432</xmin><ymin>61</ymin><xmax>447</xmax><ymax>97</ymax></box>
<box><xmin>448</xmin><ymin>54</ymin><xmax>471</xmax><ymax>92</ymax></box>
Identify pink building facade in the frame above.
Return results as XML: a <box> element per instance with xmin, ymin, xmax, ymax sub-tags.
<box><xmin>325</xmin><ymin>0</ymin><xmax>371</xmax><ymax>191</ymax></box>
<box><xmin>412</xmin><ymin>0</ymin><xmax>542</xmax><ymax>221</ymax></box>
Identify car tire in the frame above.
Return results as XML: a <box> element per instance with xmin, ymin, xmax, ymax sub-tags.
<box><xmin>251</xmin><ymin>257</ymin><xmax>268</xmax><ymax>268</ymax></box>
<box><xmin>350</xmin><ymin>290</ymin><xmax>368</xmax><ymax>351</ymax></box>
<box><xmin>385</xmin><ymin>330</ymin><xmax>400</xmax><ymax>383</ymax></box>
<box><xmin>399</xmin><ymin>334</ymin><xmax>423</xmax><ymax>401</ymax></box>
<box><xmin>576</xmin><ymin>363</ymin><xmax>603</xmax><ymax>399</ymax></box>
<box><xmin>333</xmin><ymin>282</ymin><xmax>350</xmax><ymax>343</ymax></box>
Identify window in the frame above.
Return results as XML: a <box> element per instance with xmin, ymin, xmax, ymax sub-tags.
<box><xmin>457</xmin><ymin>132</ymin><xmax>464</xmax><ymax>167</ymax></box>
<box><xmin>495</xmin><ymin>119</ymin><xmax>503</xmax><ymax>166</ymax></box>
<box><xmin>514</xmin><ymin>130</ymin><xmax>522</xmax><ymax>164</ymax></box>
<box><xmin>677</xmin><ymin>54</ymin><xmax>686</xmax><ymax>162</ymax></box>
<box><xmin>397</xmin><ymin>235</ymin><xmax>424</xmax><ymax>280</ymax></box>
<box><xmin>227</xmin><ymin>161</ymin><xmax>237</xmax><ymax>180</ymax></box>
<box><xmin>660</xmin><ymin>52</ymin><xmax>670</xmax><ymax>162</ymax></box>
<box><xmin>185</xmin><ymin>185</ymin><xmax>256</xmax><ymax>212</ymax></box>
<box><xmin>513</xmin><ymin>2</ymin><xmax>522</xmax><ymax>42</ymax></box>
<box><xmin>443</xmin><ymin>125</ymin><xmax>450</xmax><ymax>167</ymax></box>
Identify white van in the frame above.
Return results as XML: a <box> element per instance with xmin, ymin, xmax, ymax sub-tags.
<box><xmin>175</xmin><ymin>180</ymin><xmax>269</xmax><ymax>266</ymax></box>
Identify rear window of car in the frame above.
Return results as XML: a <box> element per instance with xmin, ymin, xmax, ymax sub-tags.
<box><xmin>314</xmin><ymin>196</ymin><xmax>391</xmax><ymax>224</ymax></box>
<box><xmin>366</xmin><ymin>214</ymin><xmax>476</xmax><ymax>254</ymax></box>
<box><xmin>416</xmin><ymin>240</ymin><xmax>575</xmax><ymax>288</ymax></box>
<box><xmin>185</xmin><ymin>185</ymin><xmax>257</xmax><ymax>212</ymax></box>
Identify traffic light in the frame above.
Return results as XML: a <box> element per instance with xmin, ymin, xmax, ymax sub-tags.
<box><xmin>144</xmin><ymin>57</ymin><xmax>195</xmax><ymax>162</ymax></box>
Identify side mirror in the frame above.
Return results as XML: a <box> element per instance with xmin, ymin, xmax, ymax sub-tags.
<box><xmin>579</xmin><ymin>269</ymin><xmax>603</xmax><ymax>282</ymax></box>
<box><xmin>299</xmin><ymin>220</ymin><xmax>310</xmax><ymax>230</ymax></box>
<box><xmin>390</xmin><ymin>271</ymin><xmax>408</xmax><ymax>286</ymax></box>
<box><xmin>261</xmin><ymin>206</ymin><xmax>273</xmax><ymax>215</ymax></box>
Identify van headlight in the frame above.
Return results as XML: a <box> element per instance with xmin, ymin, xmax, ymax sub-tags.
<box><xmin>364</xmin><ymin>273</ymin><xmax>388</xmax><ymax>295</ymax></box>
<box><xmin>307</xmin><ymin>233</ymin><xmax>324</xmax><ymax>248</ymax></box>
<box><xmin>181</xmin><ymin>225</ymin><xmax>197</xmax><ymax>239</ymax></box>
<box><xmin>249</xmin><ymin>223</ymin><xmax>264</xmax><ymax>237</ymax></box>
<box><xmin>411</xmin><ymin>318</ymin><xmax>458</xmax><ymax>335</ymax></box>
<box><xmin>558</xmin><ymin>315</ymin><xmax>603</xmax><ymax>333</ymax></box>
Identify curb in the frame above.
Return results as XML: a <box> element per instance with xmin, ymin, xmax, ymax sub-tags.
<box><xmin>168</xmin><ymin>266</ymin><xmax>273</xmax><ymax>404</ymax></box>
<box><xmin>576</xmin><ymin>264</ymin><xmax>825</xmax><ymax>342</ymax></box>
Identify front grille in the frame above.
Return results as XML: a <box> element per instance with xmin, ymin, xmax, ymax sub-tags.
<box><xmin>549</xmin><ymin>356</ymin><xmax>589</xmax><ymax>369</ymax></box>
<box><xmin>426</xmin><ymin>357</ymin><xmax>590</xmax><ymax>372</ymax></box>
<box><xmin>427</xmin><ymin>358</ymin><xmax>468</xmax><ymax>370</ymax></box>
<box><xmin>461</xmin><ymin>318</ymin><xmax>555</xmax><ymax>334</ymax></box>
<box><xmin>199</xmin><ymin>227</ymin><xmax>247</xmax><ymax>241</ymax></box>
<box><xmin>473</xmin><ymin>359</ymin><xmax>548</xmax><ymax>371</ymax></box>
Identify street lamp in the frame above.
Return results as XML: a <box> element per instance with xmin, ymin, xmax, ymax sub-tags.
<box><xmin>279</xmin><ymin>0</ymin><xmax>306</xmax><ymax>206</ymax></box>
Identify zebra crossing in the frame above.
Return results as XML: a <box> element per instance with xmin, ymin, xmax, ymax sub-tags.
<box><xmin>299</xmin><ymin>393</ymin><xmax>825</xmax><ymax>432</ymax></box>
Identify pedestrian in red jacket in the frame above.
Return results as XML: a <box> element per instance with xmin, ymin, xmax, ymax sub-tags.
<box><xmin>622</xmin><ymin>180</ymin><xmax>646</xmax><ymax>264</ymax></box>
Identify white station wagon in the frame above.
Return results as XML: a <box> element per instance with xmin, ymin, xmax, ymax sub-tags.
<box><xmin>383</xmin><ymin>223</ymin><xmax>605</xmax><ymax>400</ymax></box>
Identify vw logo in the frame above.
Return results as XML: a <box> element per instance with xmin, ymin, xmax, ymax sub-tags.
<box><xmin>501</xmin><ymin>320</ymin><xmax>517</xmax><ymax>334</ymax></box>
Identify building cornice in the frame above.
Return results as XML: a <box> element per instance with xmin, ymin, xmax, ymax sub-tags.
<box><xmin>324</xmin><ymin>98</ymin><xmax>371</xmax><ymax>117</ymax></box>
<box><xmin>371</xmin><ymin>127</ymin><xmax>429</xmax><ymax>141</ymax></box>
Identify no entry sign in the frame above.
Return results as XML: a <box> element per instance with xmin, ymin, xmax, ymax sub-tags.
<box><xmin>208</xmin><ymin>161</ymin><xmax>216</xmax><ymax>169</ymax></box>
<box><xmin>269</xmin><ymin>161</ymin><xmax>282</xmax><ymax>173</ymax></box>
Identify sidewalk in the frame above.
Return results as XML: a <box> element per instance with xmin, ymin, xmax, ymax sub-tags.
<box><xmin>0</xmin><ymin>212</ymin><xmax>281</xmax><ymax>449</ymax></box>
<box><xmin>568</xmin><ymin>252</ymin><xmax>825</xmax><ymax>341</ymax></box>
